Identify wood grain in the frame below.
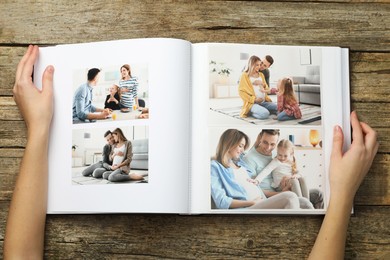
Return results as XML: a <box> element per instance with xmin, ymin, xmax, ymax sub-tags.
<box><xmin>0</xmin><ymin>1</ymin><xmax>389</xmax><ymax>259</ymax></box>
<box><xmin>0</xmin><ymin>1</ymin><xmax>389</xmax><ymax>51</ymax></box>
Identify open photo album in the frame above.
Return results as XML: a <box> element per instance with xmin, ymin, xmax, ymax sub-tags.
<box><xmin>33</xmin><ymin>38</ymin><xmax>350</xmax><ymax>214</ymax></box>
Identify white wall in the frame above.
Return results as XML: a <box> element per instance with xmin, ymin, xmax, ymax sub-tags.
<box><xmin>72</xmin><ymin>125</ymin><xmax>149</xmax><ymax>163</ymax></box>
<box><xmin>208</xmin><ymin>44</ymin><xmax>322</xmax><ymax>97</ymax></box>
<box><xmin>209</xmin><ymin>126</ymin><xmax>322</xmax><ymax>156</ymax></box>
<box><xmin>72</xmin><ymin>64</ymin><xmax>149</xmax><ymax>107</ymax></box>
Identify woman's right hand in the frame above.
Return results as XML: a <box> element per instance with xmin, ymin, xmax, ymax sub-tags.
<box><xmin>329</xmin><ymin>111</ymin><xmax>379</xmax><ymax>201</ymax></box>
<box><xmin>255</xmin><ymin>97</ymin><xmax>263</xmax><ymax>104</ymax></box>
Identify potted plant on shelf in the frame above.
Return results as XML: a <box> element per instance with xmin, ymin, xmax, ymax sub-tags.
<box><xmin>72</xmin><ymin>145</ymin><xmax>78</xmax><ymax>157</ymax></box>
<box><xmin>210</xmin><ymin>60</ymin><xmax>232</xmax><ymax>84</ymax></box>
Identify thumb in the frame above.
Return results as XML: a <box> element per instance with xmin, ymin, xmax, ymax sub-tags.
<box><xmin>42</xmin><ymin>65</ymin><xmax>54</xmax><ymax>95</ymax></box>
<box><xmin>331</xmin><ymin>125</ymin><xmax>344</xmax><ymax>160</ymax></box>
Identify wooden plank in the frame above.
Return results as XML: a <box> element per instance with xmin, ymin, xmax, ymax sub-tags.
<box><xmin>0</xmin><ymin>206</ymin><xmax>389</xmax><ymax>259</ymax></box>
<box><xmin>355</xmin><ymin>154</ymin><xmax>390</xmax><ymax>205</ymax></box>
<box><xmin>11</xmin><ymin>206</ymin><xmax>387</xmax><ymax>259</ymax></box>
<box><xmin>0</xmin><ymin>47</ymin><xmax>23</xmax><ymax>96</ymax></box>
<box><xmin>350</xmin><ymin>52</ymin><xmax>390</xmax><ymax>103</ymax></box>
<box><xmin>0</xmin><ymin>1</ymin><xmax>389</xmax><ymax>259</ymax></box>
<box><xmin>1</xmin><ymin>49</ymin><xmax>389</xmax><ymax>100</ymax></box>
<box><xmin>0</xmin><ymin>2</ymin><xmax>388</xmax><ymax>51</ymax></box>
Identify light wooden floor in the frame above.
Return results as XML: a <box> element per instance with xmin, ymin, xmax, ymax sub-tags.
<box><xmin>72</xmin><ymin>166</ymin><xmax>149</xmax><ymax>185</ymax></box>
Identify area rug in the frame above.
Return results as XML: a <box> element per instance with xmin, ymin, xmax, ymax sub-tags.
<box><xmin>210</xmin><ymin>104</ymin><xmax>322</xmax><ymax>125</ymax></box>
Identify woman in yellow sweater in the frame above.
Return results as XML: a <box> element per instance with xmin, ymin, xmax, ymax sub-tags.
<box><xmin>239</xmin><ymin>55</ymin><xmax>277</xmax><ymax>119</ymax></box>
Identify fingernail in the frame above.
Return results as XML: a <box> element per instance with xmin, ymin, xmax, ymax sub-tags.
<box><xmin>334</xmin><ymin>125</ymin><xmax>341</xmax><ymax>133</ymax></box>
<box><xmin>47</xmin><ymin>65</ymin><xmax>54</xmax><ymax>73</ymax></box>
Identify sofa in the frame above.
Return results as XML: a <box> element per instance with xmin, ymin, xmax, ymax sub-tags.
<box><xmin>292</xmin><ymin>65</ymin><xmax>321</xmax><ymax>106</ymax></box>
<box><xmin>131</xmin><ymin>138</ymin><xmax>148</xmax><ymax>170</ymax></box>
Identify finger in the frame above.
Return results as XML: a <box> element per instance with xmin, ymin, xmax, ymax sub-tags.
<box><xmin>351</xmin><ymin>111</ymin><xmax>364</xmax><ymax>145</ymax></box>
<box><xmin>20</xmin><ymin>45</ymin><xmax>39</xmax><ymax>83</ymax></box>
<box><xmin>331</xmin><ymin>125</ymin><xmax>344</xmax><ymax>160</ymax></box>
<box><xmin>360</xmin><ymin>122</ymin><xmax>379</xmax><ymax>153</ymax></box>
<box><xmin>15</xmin><ymin>45</ymin><xmax>34</xmax><ymax>84</ymax></box>
<box><xmin>41</xmin><ymin>65</ymin><xmax>54</xmax><ymax>95</ymax></box>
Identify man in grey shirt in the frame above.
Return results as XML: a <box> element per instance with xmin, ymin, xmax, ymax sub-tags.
<box><xmin>81</xmin><ymin>130</ymin><xmax>115</xmax><ymax>177</ymax></box>
<box><xmin>243</xmin><ymin>129</ymin><xmax>324</xmax><ymax>209</ymax></box>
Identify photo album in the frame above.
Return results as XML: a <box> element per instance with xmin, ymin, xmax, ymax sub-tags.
<box><xmin>33</xmin><ymin>38</ymin><xmax>350</xmax><ymax>214</ymax></box>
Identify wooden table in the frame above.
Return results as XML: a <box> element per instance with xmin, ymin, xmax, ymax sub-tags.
<box><xmin>1</xmin><ymin>1</ymin><xmax>389</xmax><ymax>259</ymax></box>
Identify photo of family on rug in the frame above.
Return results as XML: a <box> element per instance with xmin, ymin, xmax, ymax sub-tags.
<box><xmin>210</xmin><ymin>128</ymin><xmax>324</xmax><ymax>210</ymax></box>
<box><xmin>209</xmin><ymin>45</ymin><xmax>321</xmax><ymax>126</ymax></box>
<box><xmin>72</xmin><ymin>63</ymin><xmax>149</xmax><ymax>124</ymax></box>
<box><xmin>72</xmin><ymin>126</ymin><xmax>149</xmax><ymax>185</ymax></box>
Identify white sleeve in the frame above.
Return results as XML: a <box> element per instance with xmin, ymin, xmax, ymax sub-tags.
<box><xmin>255</xmin><ymin>158</ymin><xmax>279</xmax><ymax>184</ymax></box>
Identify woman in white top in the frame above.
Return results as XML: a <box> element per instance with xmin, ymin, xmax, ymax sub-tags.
<box><xmin>102</xmin><ymin>128</ymin><xmax>144</xmax><ymax>182</ymax></box>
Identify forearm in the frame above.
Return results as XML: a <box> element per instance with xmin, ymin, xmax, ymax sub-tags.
<box><xmin>87</xmin><ymin>111</ymin><xmax>105</xmax><ymax>120</ymax></box>
<box><xmin>230</xmin><ymin>199</ymin><xmax>255</xmax><ymax>209</ymax></box>
<box><xmin>263</xmin><ymin>190</ymin><xmax>280</xmax><ymax>197</ymax></box>
<box><xmin>309</xmin><ymin>196</ymin><xmax>353</xmax><ymax>260</ymax></box>
<box><xmin>4</xmin><ymin>127</ymin><xmax>50</xmax><ymax>259</ymax></box>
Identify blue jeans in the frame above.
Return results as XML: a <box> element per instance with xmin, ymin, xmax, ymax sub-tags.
<box><xmin>250</xmin><ymin>102</ymin><xmax>277</xmax><ymax>119</ymax></box>
<box><xmin>277</xmin><ymin>111</ymin><xmax>296</xmax><ymax>121</ymax></box>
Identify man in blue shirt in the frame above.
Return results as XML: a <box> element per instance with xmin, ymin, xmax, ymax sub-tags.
<box><xmin>72</xmin><ymin>68</ymin><xmax>111</xmax><ymax>123</ymax></box>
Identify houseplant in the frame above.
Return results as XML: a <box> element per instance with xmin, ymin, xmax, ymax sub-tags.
<box><xmin>210</xmin><ymin>60</ymin><xmax>232</xmax><ymax>83</ymax></box>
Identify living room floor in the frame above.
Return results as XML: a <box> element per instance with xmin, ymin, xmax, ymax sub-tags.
<box><xmin>72</xmin><ymin>166</ymin><xmax>149</xmax><ymax>185</ymax></box>
<box><xmin>209</xmin><ymin>96</ymin><xmax>322</xmax><ymax>126</ymax></box>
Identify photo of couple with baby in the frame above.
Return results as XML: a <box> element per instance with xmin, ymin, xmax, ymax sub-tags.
<box><xmin>72</xmin><ymin>64</ymin><xmax>149</xmax><ymax>124</ymax></box>
<box><xmin>210</xmin><ymin>128</ymin><xmax>324</xmax><ymax>210</ymax></box>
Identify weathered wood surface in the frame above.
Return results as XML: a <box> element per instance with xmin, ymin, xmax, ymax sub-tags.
<box><xmin>1</xmin><ymin>1</ymin><xmax>389</xmax><ymax>259</ymax></box>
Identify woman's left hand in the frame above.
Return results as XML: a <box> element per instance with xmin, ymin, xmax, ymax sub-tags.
<box><xmin>13</xmin><ymin>45</ymin><xmax>54</xmax><ymax>132</ymax></box>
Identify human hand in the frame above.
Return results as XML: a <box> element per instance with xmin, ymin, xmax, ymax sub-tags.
<box><xmin>101</xmin><ymin>109</ymin><xmax>111</xmax><ymax>118</ymax></box>
<box><xmin>329</xmin><ymin>111</ymin><xmax>379</xmax><ymax>201</ymax></box>
<box><xmin>13</xmin><ymin>45</ymin><xmax>54</xmax><ymax>132</ymax></box>
<box><xmin>108</xmin><ymin>96</ymin><xmax>116</xmax><ymax>102</ymax></box>
<box><xmin>255</xmin><ymin>97</ymin><xmax>263</xmax><ymax>104</ymax></box>
<box><xmin>247</xmin><ymin>178</ymin><xmax>259</xmax><ymax>185</ymax></box>
<box><xmin>253</xmin><ymin>197</ymin><xmax>264</xmax><ymax>204</ymax></box>
<box><xmin>116</xmin><ymin>151</ymin><xmax>124</xmax><ymax>157</ymax></box>
<box><xmin>280</xmin><ymin>176</ymin><xmax>292</xmax><ymax>191</ymax></box>
<box><xmin>253</xmin><ymin>79</ymin><xmax>262</xmax><ymax>86</ymax></box>
<box><xmin>111</xmin><ymin>165</ymin><xmax>119</xmax><ymax>170</ymax></box>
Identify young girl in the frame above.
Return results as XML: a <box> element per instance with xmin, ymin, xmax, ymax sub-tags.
<box><xmin>276</xmin><ymin>77</ymin><xmax>302</xmax><ymax>121</ymax></box>
<box><xmin>104</xmin><ymin>84</ymin><xmax>121</xmax><ymax>110</ymax></box>
<box><xmin>251</xmin><ymin>139</ymin><xmax>309</xmax><ymax>199</ymax></box>
<box><xmin>119</xmin><ymin>64</ymin><xmax>139</xmax><ymax>112</ymax></box>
